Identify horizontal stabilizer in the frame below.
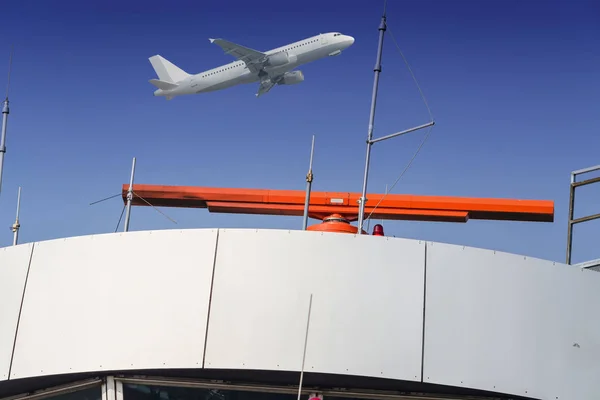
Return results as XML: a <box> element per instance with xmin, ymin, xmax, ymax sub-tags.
<box><xmin>149</xmin><ymin>79</ymin><xmax>178</xmax><ymax>90</ymax></box>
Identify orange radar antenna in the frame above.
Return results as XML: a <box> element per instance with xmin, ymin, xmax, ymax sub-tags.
<box><xmin>121</xmin><ymin>183</ymin><xmax>554</xmax><ymax>234</ymax></box>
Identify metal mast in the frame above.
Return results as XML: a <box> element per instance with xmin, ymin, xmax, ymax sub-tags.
<box><xmin>0</xmin><ymin>46</ymin><xmax>14</xmax><ymax>197</ymax></box>
<box><xmin>123</xmin><ymin>157</ymin><xmax>136</xmax><ymax>232</ymax></box>
<box><xmin>11</xmin><ymin>186</ymin><xmax>21</xmax><ymax>245</ymax></box>
<box><xmin>356</xmin><ymin>9</ymin><xmax>387</xmax><ymax>234</ymax></box>
<box><xmin>302</xmin><ymin>135</ymin><xmax>315</xmax><ymax>230</ymax></box>
<box><xmin>356</xmin><ymin>3</ymin><xmax>434</xmax><ymax>234</ymax></box>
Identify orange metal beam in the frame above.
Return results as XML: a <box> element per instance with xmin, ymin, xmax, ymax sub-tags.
<box><xmin>205</xmin><ymin>201</ymin><xmax>470</xmax><ymax>222</ymax></box>
<box><xmin>121</xmin><ymin>184</ymin><xmax>554</xmax><ymax>223</ymax></box>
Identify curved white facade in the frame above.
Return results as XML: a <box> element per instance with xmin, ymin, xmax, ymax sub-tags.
<box><xmin>0</xmin><ymin>229</ymin><xmax>599</xmax><ymax>400</ymax></box>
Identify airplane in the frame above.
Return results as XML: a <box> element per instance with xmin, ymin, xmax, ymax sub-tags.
<box><xmin>148</xmin><ymin>32</ymin><xmax>355</xmax><ymax>99</ymax></box>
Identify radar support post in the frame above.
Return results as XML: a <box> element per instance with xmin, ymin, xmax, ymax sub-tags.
<box><xmin>566</xmin><ymin>164</ymin><xmax>600</xmax><ymax>264</ymax></box>
<box><xmin>123</xmin><ymin>157</ymin><xmax>136</xmax><ymax>232</ymax></box>
<box><xmin>302</xmin><ymin>135</ymin><xmax>315</xmax><ymax>230</ymax></box>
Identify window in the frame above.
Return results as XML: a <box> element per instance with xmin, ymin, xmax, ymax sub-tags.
<box><xmin>122</xmin><ymin>383</ymin><xmax>379</xmax><ymax>400</ymax></box>
<box><xmin>123</xmin><ymin>384</ymin><xmax>286</xmax><ymax>400</ymax></box>
<box><xmin>3</xmin><ymin>381</ymin><xmax>103</xmax><ymax>400</ymax></box>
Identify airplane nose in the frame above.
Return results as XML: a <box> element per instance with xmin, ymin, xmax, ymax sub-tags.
<box><xmin>345</xmin><ymin>36</ymin><xmax>355</xmax><ymax>47</ymax></box>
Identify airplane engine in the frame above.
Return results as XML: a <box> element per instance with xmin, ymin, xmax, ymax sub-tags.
<box><xmin>265</xmin><ymin>51</ymin><xmax>290</xmax><ymax>67</ymax></box>
<box><xmin>278</xmin><ymin>71</ymin><xmax>305</xmax><ymax>85</ymax></box>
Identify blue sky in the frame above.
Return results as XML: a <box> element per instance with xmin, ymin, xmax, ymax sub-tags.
<box><xmin>0</xmin><ymin>0</ymin><xmax>598</xmax><ymax>263</ymax></box>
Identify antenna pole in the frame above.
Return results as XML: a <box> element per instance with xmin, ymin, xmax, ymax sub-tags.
<box><xmin>302</xmin><ymin>135</ymin><xmax>315</xmax><ymax>230</ymax></box>
<box><xmin>357</xmin><ymin>12</ymin><xmax>387</xmax><ymax>235</ymax></box>
<box><xmin>123</xmin><ymin>157</ymin><xmax>136</xmax><ymax>232</ymax></box>
<box><xmin>11</xmin><ymin>186</ymin><xmax>21</xmax><ymax>245</ymax></box>
<box><xmin>297</xmin><ymin>293</ymin><xmax>313</xmax><ymax>400</ymax></box>
<box><xmin>0</xmin><ymin>46</ymin><xmax>14</xmax><ymax>197</ymax></box>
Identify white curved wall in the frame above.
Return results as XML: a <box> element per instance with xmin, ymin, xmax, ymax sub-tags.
<box><xmin>0</xmin><ymin>243</ymin><xmax>33</xmax><ymax>380</ymax></box>
<box><xmin>8</xmin><ymin>230</ymin><xmax>218</xmax><ymax>379</ymax></box>
<box><xmin>0</xmin><ymin>228</ymin><xmax>599</xmax><ymax>400</ymax></box>
<box><xmin>423</xmin><ymin>242</ymin><xmax>600</xmax><ymax>400</ymax></box>
<box><xmin>204</xmin><ymin>229</ymin><xmax>426</xmax><ymax>380</ymax></box>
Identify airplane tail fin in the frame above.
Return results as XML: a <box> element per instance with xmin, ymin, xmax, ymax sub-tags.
<box><xmin>148</xmin><ymin>55</ymin><xmax>190</xmax><ymax>83</ymax></box>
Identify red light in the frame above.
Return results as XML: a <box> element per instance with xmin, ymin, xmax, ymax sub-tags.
<box><xmin>372</xmin><ymin>224</ymin><xmax>384</xmax><ymax>236</ymax></box>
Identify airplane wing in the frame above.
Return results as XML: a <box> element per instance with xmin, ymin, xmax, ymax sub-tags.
<box><xmin>209</xmin><ymin>38</ymin><xmax>265</xmax><ymax>73</ymax></box>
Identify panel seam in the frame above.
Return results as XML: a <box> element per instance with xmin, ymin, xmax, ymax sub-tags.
<box><xmin>420</xmin><ymin>241</ymin><xmax>428</xmax><ymax>383</ymax></box>
<box><xmin>7</xmin><ymin>242</ymin><xmax>35</xmax><ymax>380</ymax></box>
<box><xmin>202</xmin><ymin>229</ymin><xmax>220</xmax><ymax>369</ymax></box>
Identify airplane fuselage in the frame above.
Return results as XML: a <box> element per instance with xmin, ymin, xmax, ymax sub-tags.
<box><xmin>151</xmin><ymin>32</ymin><xmax>354</xmax><ymax>98</ymax></box>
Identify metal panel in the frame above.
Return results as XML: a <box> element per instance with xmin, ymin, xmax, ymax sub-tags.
<box><xmin>9</xmin><ymin>229</ymin><xmax>218</xmax><ymax>380</ymax></box>
<box><xmin>423</xmin><ymin>241</ymin><xmax>600</xmax><ymax>399</ymax></box>
<box><xmin>575</xmin><ymin>257</ymin><xmax>600</xmax><ymax>270</ymax></box>
<box><xmin>0</xmin><ymin>243</ymin><xmax>33</xmax><ymax>381</ymax></box>
<box><xmin>204</xmin><ymin>229</ymin><xmax>425</xmax><ymax>381</ymax></box>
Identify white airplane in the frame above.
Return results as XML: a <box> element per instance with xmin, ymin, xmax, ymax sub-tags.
<box><xmin>148</xmin><ymin>32</ymin><xmax>354</xmax><ymax>99</ymax></box>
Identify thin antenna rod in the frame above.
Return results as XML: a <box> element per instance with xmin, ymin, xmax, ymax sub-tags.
<box><xmin>11</xmin><ymin>186</ymin><xmax>21</xmax><ymax>246</ymax></box>
<box><xmin>357</xmin><ymin>11</ymin><xmax>387</xmax><ymax>234</ymax></box>
<box><xmin>5</xmin><ymin>46</ymin><xmax>13</xmax><ymax>99</ymax></box>
<box><xmin>297</xmin><ymin>293</ymin><xmax>313</xmax><ymax>400</ymax></box>
<box><xmin>302</xmin><ymin>135</ymin><xmax>315</xmax><ymax>230</ymax></box>
<box><xmin>123</xmin><ymin>157</ymin><xmax>136</xmax><ymax>232</ymax></box>
<box><xmin>0</xmin><ymin>46</ymin><xmax>14</xmax><ymax>197</ymax></box>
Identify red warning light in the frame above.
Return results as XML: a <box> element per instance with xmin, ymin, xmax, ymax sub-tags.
<box><xmin>372</xmin><ymin>224</ymin><xmax>384</xmax><ymax>236</ymax></box>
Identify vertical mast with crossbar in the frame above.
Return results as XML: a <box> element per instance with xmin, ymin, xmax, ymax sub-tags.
<box><xmin>357</xmin><ymin>2</ymin><xmax>434</xmax><ymax>234</ymax></box>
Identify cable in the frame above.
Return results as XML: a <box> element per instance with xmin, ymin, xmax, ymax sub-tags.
<box><xmin>133</xmin><ymin>191</ymin><xmax>178</xmax><ymax>224</ymax></box>
<box><xmin>90</xmin><ymin>191</ymin><xmax>178</xmax><ymax>228</ymax></box>
<box><xmin>114</xmin><ymin>205</ymin><xmax>126</xmax><ymax>232</ymax></box>
<box><xmin>89</xmin><ymin>193</ymin><xmax>121</xmax><ymax>206</ymax></box>
<box><xmin>388</xmin><ymin>26</ymin><xmax>434</xmax><ymax>121</ymax></box>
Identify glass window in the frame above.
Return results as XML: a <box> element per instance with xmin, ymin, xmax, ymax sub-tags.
<box><xmin>122</xmin><ymin>384</ymin><xmax>375</xmax><ymax>400</ymax></box>
<box><xmin>48</xmin><ymin>386</ymin><xmax>102</xmax><ymax>400</ymax></box>
<box><xmin>123</xmin><ymin>384</ymin><xmax>293</xmax><ymax>400</ymax></box>
<box><xmin>3</xmin><ymin>383</ymin><xmax>103</xmax><ymax>400</ymax></box>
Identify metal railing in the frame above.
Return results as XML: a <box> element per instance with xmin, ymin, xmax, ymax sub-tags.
<box><xmin>566</xmin><ymin>164</ymin><xmax>600</xmax><ymax>264</ymax></box>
